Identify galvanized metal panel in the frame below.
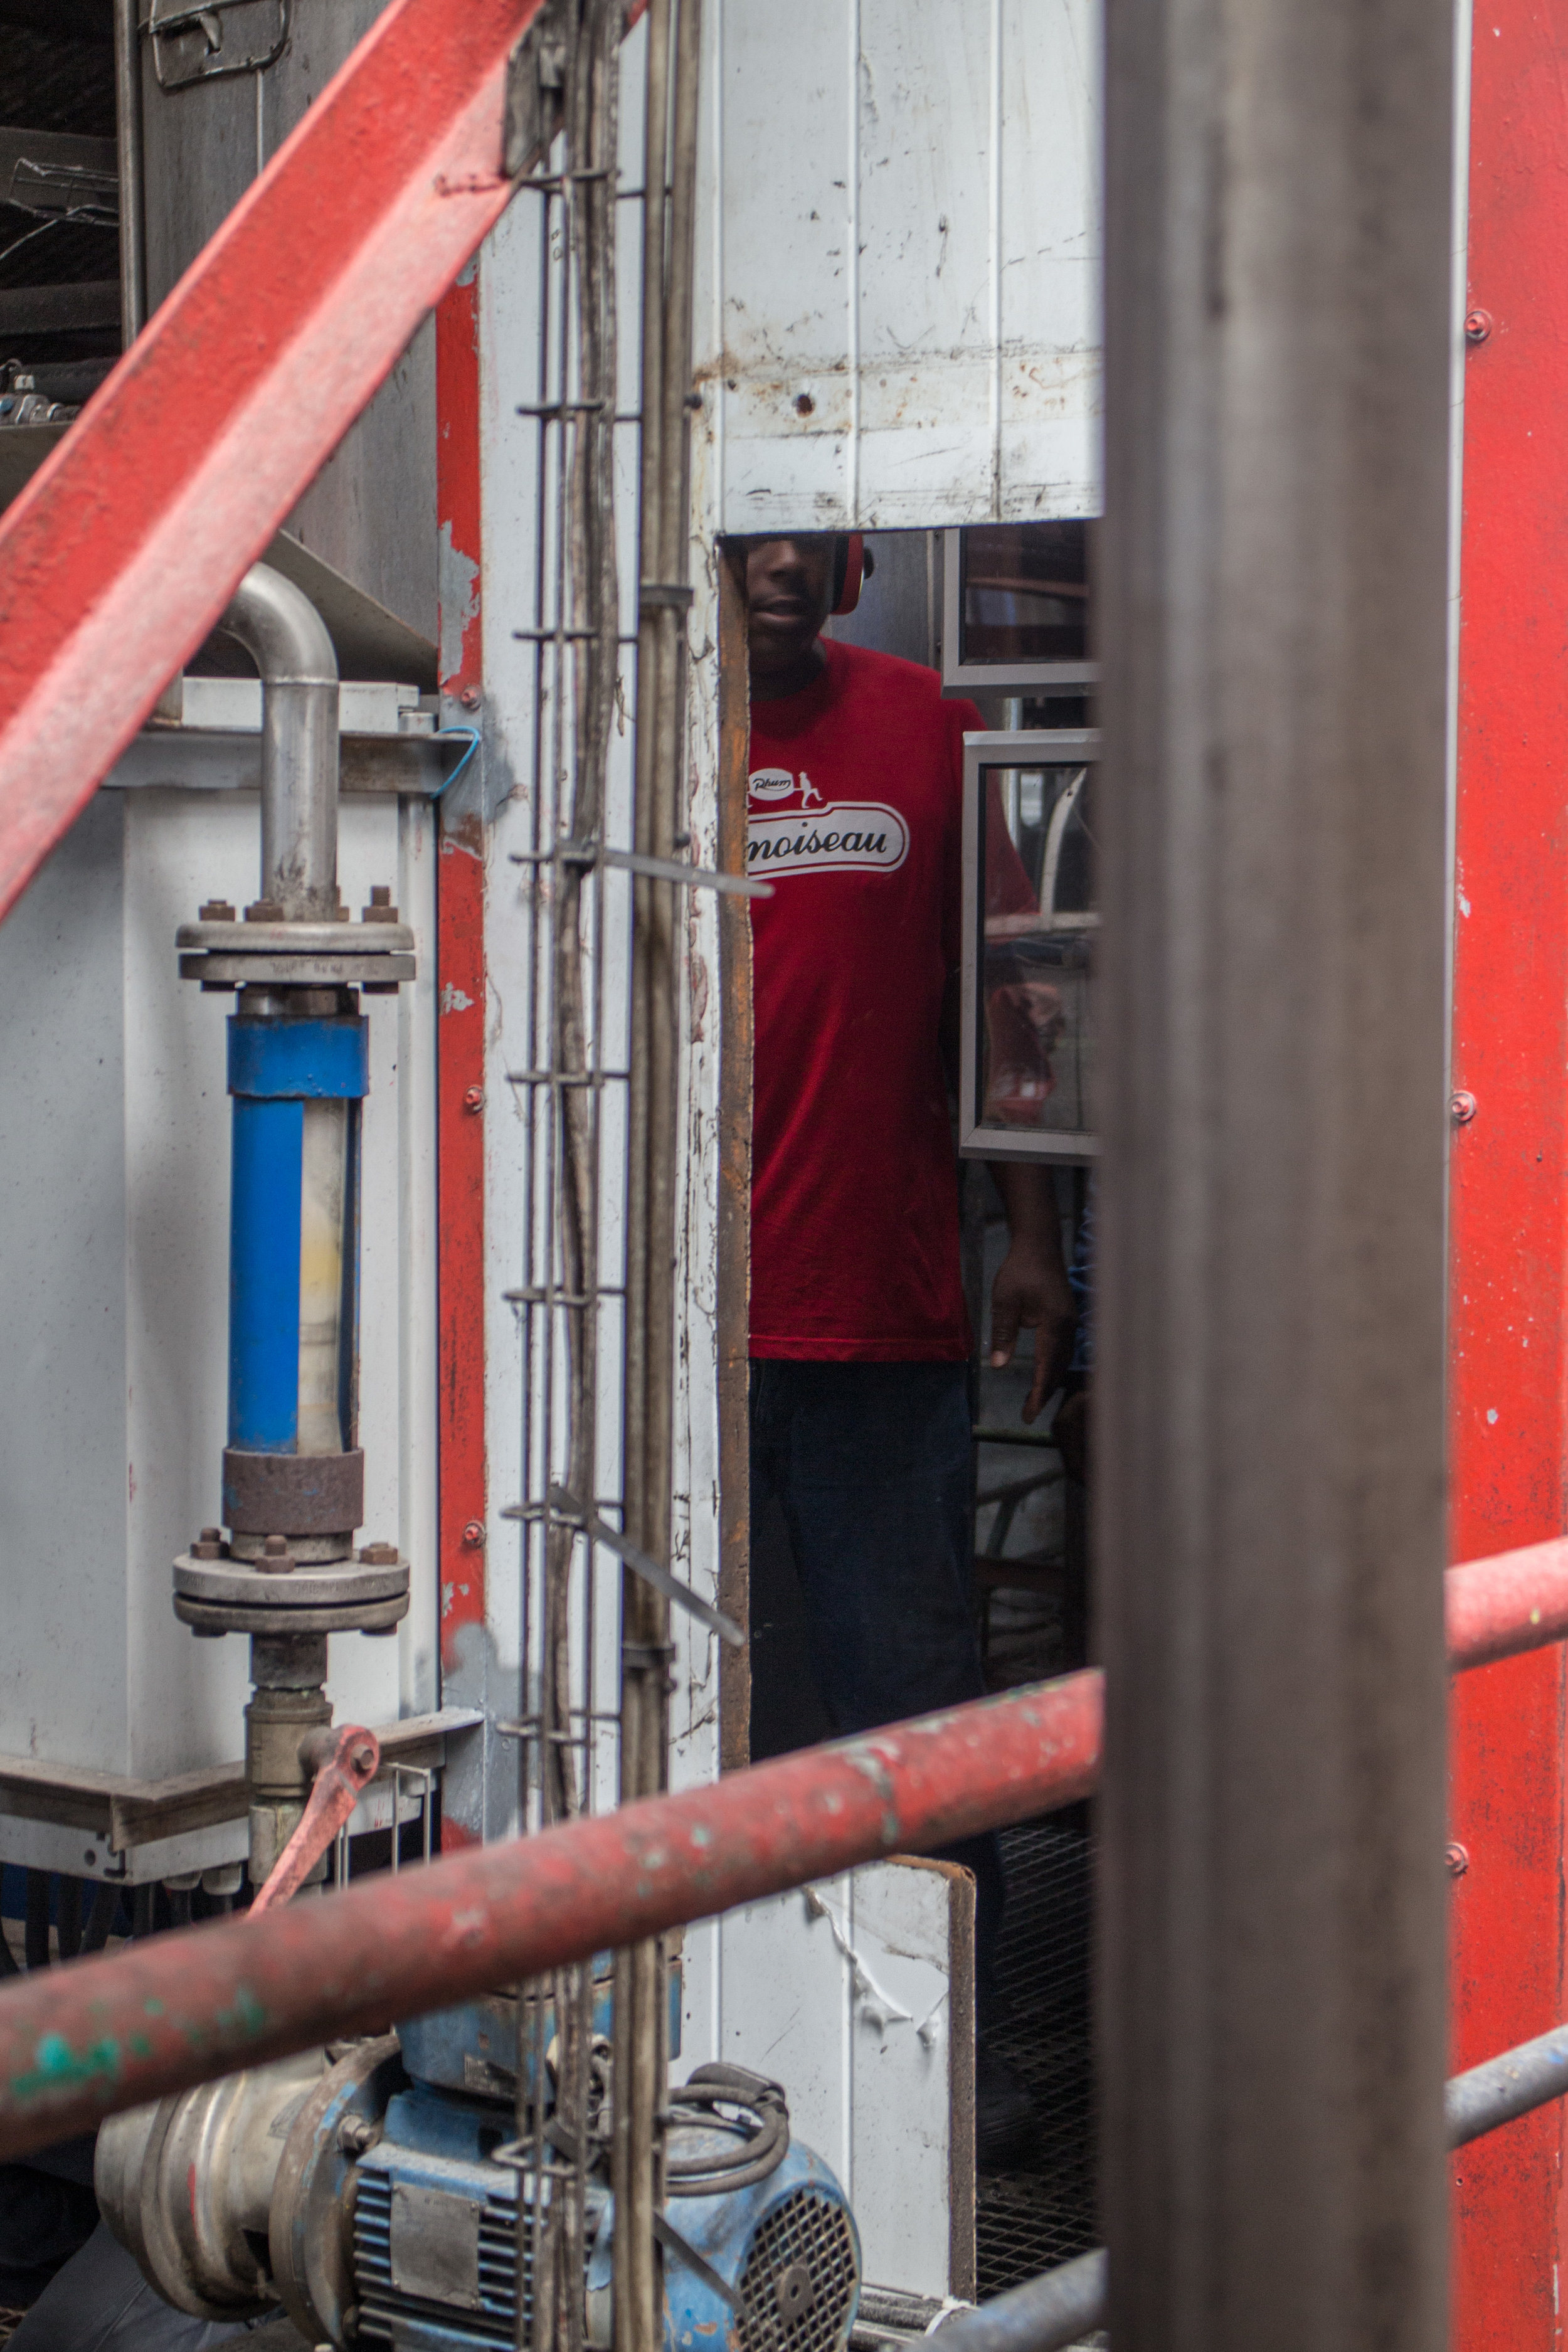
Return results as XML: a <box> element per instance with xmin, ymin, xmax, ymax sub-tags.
<box><xmin>700</xmin><ymin>0</ymin><xmax>1102</xmax><ymax>531</ymax></box>
<box><xmin>0</xmin><ymin>793</ymin><xmax>131</xmax><ymax>1775</ymax></box>
<box><xmin>139</xmin><ymin>0</ymin><xmax>438</xmax><ymax>642</ymax></box>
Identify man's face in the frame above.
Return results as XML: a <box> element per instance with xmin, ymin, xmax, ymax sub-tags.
<box><xmin>744</xmin><ymin>537</ymin><xmax>836</xmax><ymax>682</ymax></box>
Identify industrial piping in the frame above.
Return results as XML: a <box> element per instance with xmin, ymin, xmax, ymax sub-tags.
<box><xmin>220</xmin><ymin>563</ymin><xmax>340</xmax><ymax>922</ymax></box>
<box><xmin>932</xmin><ymin>2007</ymin><xmax>1568</xmax><ymax>2352</ymax></box>
<box><xmin>0</xmin><ymin>1535</ymin><xmax>1559</xmax><ymax>2164</ymax></box>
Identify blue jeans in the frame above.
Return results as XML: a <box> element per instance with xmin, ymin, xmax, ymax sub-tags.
<box><xmin>748</xmin><ymin>1359</ymin><xmax>1005</xmax><ymax>2014</ymax></box>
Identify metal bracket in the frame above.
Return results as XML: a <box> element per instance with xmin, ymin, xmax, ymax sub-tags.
<box><xmin>509</xmin><ymin>840</ymin><xmax>772</xmax><ymax>900</ymax></box>
<box><xmin>144</xmin><ymin>0</ymin><xmax>290</xmax><ymax>92</ymax></box>
<box><xmin>522</xmin><ymin>1485</ymin><xmax>744</xmax><ymax>1648</ymax></box>
<box><xmin>502</xmin><ymin>0</ymin><xmax>573</xmax><ymax>180</ymax></box>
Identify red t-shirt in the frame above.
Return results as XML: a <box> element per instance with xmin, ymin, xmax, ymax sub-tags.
<box><xmin>748</xmin><ymin>639</ymin><xmax>1032</xmax><ymax>1360</ymax></box>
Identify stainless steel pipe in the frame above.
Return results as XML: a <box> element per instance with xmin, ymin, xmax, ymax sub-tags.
<box><xmin>936</xmin><ymin>2252</ymin><xmax>1108</xmax><ymax>2352</ymax></box>
<box><xmin>112</xmin><ymin>0</ymin><xmax>146</xmax><ymax>342</ymax></box>
<box><xmin>220</xmin><ymin>563</ymin><xmax>340</xmax><ymax>920</ymax></box>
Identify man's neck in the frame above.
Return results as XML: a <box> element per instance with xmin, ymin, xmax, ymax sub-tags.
<box><xmin>749</xmin><ymin>639</ymin><xmax>828</xmax><ymax>704</ymax></box>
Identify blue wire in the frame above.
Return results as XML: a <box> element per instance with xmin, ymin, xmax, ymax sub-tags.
<box><xmin>430</xmin><ymin>726</ymin><xmax>481</xmax><ymax>800</ymax></box>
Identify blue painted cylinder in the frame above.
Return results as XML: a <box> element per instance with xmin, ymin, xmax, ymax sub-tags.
<box><xmin>227</xmin><ymin>1014</ymin><xmax>368</xmax><ymax>1458</ymax></box>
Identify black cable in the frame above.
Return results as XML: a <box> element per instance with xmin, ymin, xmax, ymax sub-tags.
<box><xmin>23</xmin><ymin>1872</ymin><xmax>50</xmax><ymax>1971</ymax></box>
<box><xmin>663</xmin><ymin>2066</ymin><xmax>790</xmax><ymax>2196</ymax></box>
<box><xmin>56</xmin><ymin>1876</ymin><xmax>82</xmax><ymax>1962</ymax></box>
<box><xmin>81</xmin><ymin>1882</ymin><xmax>120</xmax><ymax>1954</ymax></box>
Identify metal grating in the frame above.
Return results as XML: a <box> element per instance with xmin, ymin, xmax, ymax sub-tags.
<box><xmin>976</xmin><ymin>1815</ymin><xmax>1097</xmax><ymax>2298</ymax></box>
<box><xmin>737</xmin><ymin>2189</ymin><xmax>861</xmax><ymax>2352</ymax></box>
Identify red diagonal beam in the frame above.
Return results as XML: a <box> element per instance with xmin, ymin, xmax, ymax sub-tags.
<box><xmin>0</xmin><ymin>0</ymin><xmax>539</xmax><ymax>924</ymax></box>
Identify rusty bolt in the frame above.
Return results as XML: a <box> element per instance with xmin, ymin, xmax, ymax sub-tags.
<box><xmin>459</xmin><ymin>685</ymin><xmax>482</xmax><ymax>710</ymax></box>
<box><xmin>350</xmin><ymin>1742</ymin><xmax>376</xmax><ymax>1774</ymax></box>
<box><xmin>1446</xmin><ymin>1841</ymin><xmax>1470</xmax><ymax>1878</ymax></box>
<box><xmin>464</xmin><ymin>1086</ymin><xmax>484</xmax><ymax>1113</ymax></box>
<box><xmin>1465</xmin><ymin>309</ymin><xmax>1493</xmax><ymax>345</ymax></box>
<box><xmin>794</xmin><ymin>391</ymin><xmax>815</xmax><ymax>417</ymax></box>
<box><xmin>261</xmin><ymin>1534</ymin><xmax>296</xmax><ymax>1574</ymax></box>
<box><xmin>359</xmin><ymin>1541</ymin><xmax>400</xmax><ymax>1565</ymax></box>
<box><xmin>192</xmin><ymin>1526</ymin><xmax>225</xmax><ymax>1561</ymax></box>
<box><xmin>363</xmin><ymin>885</ymin><xmax>400</xmax><ymax>924</ymax></box>
<box><xmin>243</xmin><ymin>899</ymin><xmax>284</xmax><ymax>924</ymax></box>
<box><xmin>1451</xmin><ymin>1089</ymin><xmax>1478</xmax><ymax>1125</ymax></box>
<box><xmin>462</xmin><ymin>1520</ymin><xmax>486</xmax><ymax>1548</ymax></box>
<box><xmin>339</xmin><ymin>2113</ymin><xmax>378</xmax><ymax>2156</ymax></box>
<box><xmin>370</xmin><ymin>886</ymin><xmax>391</xmax><ymax>906</ymax></box>
<box><xmin>198</xmin><ymin>900</ymin><xmax>236</xmax><ymax>923</ymax></box>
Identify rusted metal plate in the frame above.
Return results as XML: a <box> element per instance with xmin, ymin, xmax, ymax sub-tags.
<box><xmin>702</xmin><ymin>0</ymin><xmax>1100</xmax><ymax>531</ymax></box>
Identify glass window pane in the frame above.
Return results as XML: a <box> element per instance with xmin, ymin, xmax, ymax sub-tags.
<box><xmin>960</xmin><ymin>521</ymin><xmax>1091</xmax><ymax>669</ymax></box>
<box><xmin>977</xmin><ymin>760</ymin><xmax>1098</xmax><ymax>1139</ymax></box>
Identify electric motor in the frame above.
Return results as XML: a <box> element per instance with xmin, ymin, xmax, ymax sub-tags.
<box><xmin>97</xmin><ymin>2006</ymin><xmax>862</xmax><ymax>2352</ymax></box>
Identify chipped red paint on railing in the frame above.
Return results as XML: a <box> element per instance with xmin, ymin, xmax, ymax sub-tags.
<box><xmin>0</xmin><ymin>1540</ymin><xmax>1562</xmax><ymax>2163</ymax></box>
<box><xmin>0</xmin><ymin>1676</ymin><xmax>1103</xmax><ymax>2160</ymax></box>
<box><xmin>1444</xmin><ymin>1540</ymin><xmax>1568</xmax><ymax>1673</ymax></box>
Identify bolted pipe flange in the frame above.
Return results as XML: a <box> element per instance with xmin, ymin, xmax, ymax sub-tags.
<box><xmin>176</xmin><ymin>916</ymin><xmax>415</xmax><ymax>992</ymax></box>
<box><xmin>174</xmin><ymin>1551</ymin><xmax>410</xmax><ymax>1637</ymax></box>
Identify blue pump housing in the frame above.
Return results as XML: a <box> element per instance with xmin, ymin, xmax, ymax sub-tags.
<box><xmin>341</xmin><ymin>2013</ymin><xmax>861</xmax><ymax>2352</ymax></box>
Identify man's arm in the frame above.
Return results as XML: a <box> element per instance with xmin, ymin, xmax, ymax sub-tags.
<box><xmin>987</xmin><ymin>1162</ymin><xmax>1077</xmax><ymax>1423</ymax></box>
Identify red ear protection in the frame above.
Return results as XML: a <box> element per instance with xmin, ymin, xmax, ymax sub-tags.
<box><xmin>832</xmin><ymin>532</ymin><xmax>865</xmax><ymax>616</ymax></box>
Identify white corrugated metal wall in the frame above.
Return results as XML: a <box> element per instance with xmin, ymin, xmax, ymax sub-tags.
<box><xmin>698</xmin><ymin>0</ymin><xmax>1101</xmax><ymax>530</ymax></box>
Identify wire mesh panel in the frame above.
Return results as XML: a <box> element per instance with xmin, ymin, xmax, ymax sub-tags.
<box><xmin>976</xmin><ymin>1816</ymin><xmax>1097</xmax><ymax>2297</ymax></box>
<box><xmin>492</xmin><ymin>6</ymin><xmax>702</xmax><ymax>2349</ymax></box>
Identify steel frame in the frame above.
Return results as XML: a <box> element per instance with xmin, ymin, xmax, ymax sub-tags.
<box><xmin>1448</xmin><ymin>6</ymin><xmax>1568</xmax><ymax>2341</ymax></box>
<box><xmin>434</xmin><ymin>262</ymin><xmax>491</xmax><ymax>1851</ymax></box>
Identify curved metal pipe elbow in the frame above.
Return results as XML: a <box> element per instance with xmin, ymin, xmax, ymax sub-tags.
<box><xmin>221</xmin><ymin>563</ymin><xmax>339</xmax><ymax>921</ymax></box>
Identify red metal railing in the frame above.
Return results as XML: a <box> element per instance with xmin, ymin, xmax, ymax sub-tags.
<box><xmin>0</xmin><ymin>1674</ymin><xmax>1102</xmax><ymax>2159</ymax></box>
<box><xmin>0</xmin><ymin>1534</ymin><xmax>1554</xmax><ymax>2164</ymax></box>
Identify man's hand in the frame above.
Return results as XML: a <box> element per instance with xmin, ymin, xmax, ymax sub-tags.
<box><xmin>987</xmin><ymin>1163</ymin><xmax>1077</xmax><ymax>1422</ymax></box>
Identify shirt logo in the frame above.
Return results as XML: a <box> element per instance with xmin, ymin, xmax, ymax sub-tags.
<box><xmin>748</xmin><ymin>766</ymin><xmax>796</xmax><ymax>802</ymax></box>
<box><xmin>747</xmin><ymin>800</ymin><xmax>910</xmax><ymax>877</ymax></box>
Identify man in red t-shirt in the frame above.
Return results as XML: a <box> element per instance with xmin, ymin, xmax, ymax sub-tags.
<box><xmin>743</xmin><ymin>534</ymin><xmax>1075</xmax><ymax>2163</ymax></box>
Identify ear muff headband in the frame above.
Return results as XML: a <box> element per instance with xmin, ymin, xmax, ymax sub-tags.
<box><xmin>831</xmin><ymin>532</ymin><xmax>865</xmax><ymax>616</ymax></box>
